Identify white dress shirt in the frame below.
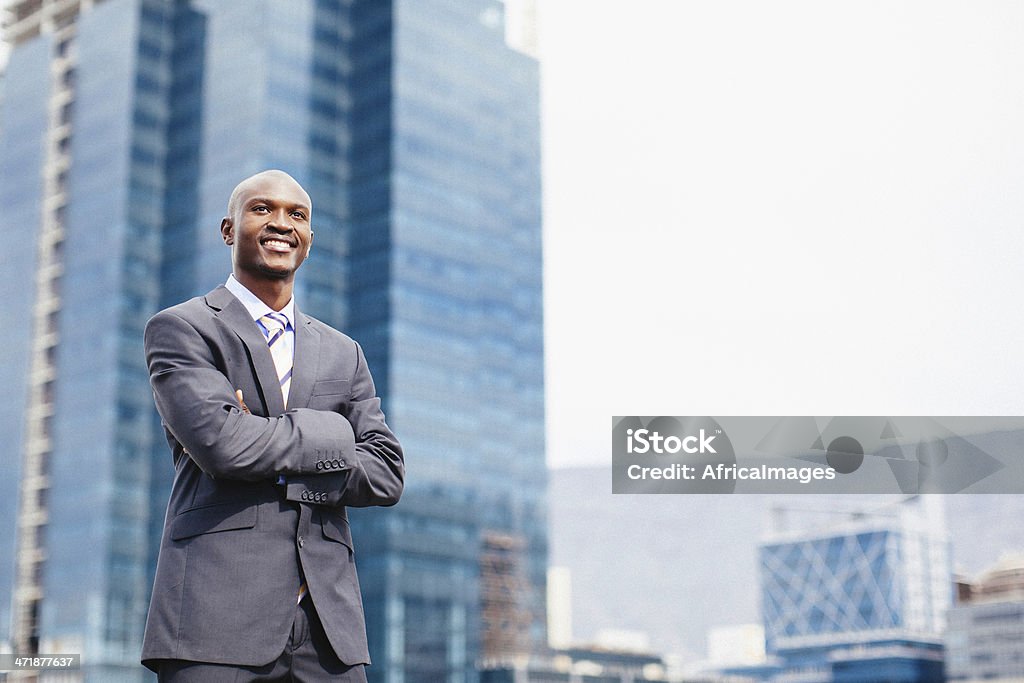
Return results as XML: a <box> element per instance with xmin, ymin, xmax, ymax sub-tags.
<box><xmin>224</xmin><ymin>273</ymin><xmax>296</xmax><ymax>370</ymax></box>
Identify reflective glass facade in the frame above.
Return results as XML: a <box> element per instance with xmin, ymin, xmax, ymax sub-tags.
<box><xmin>754</xmin><ymin>498</ymin><xmax>950</xmax><ymax>682</ymax></box>
<box><xmin>52</xmin><ymin>2</ymin><xmax>176</xmax><ymax>671</ymax></box>
<box><xmin>0</xmin><ymin>1</ymin><xmax>544</xmax><ymax>681</ymax></box>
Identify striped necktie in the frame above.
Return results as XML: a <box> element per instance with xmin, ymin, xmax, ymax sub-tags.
<box><xmin>259</xmin><ymin>312</ymin><xmax>306</xmax><ymax>602</ymax></box>
<box><xmin>259</xmin><ymin>312</ymin><xmax>292</xmax><ymax>407</ymax></box>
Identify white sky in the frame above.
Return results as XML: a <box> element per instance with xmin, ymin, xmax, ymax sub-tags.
<box><xmin>539</xmin><ymin>1</ymin><xmax>1024</xmax><ymax>468</ymax></box>
<box><xmin>4</xmin><ymin>3</ymin><xmax>1023</xmax><ymax>471</ymax></box>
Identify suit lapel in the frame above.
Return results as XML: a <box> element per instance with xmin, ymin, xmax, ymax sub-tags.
<box><xmin>288</xmin><ymin>309</ymin><xmax>320</xmax><ymax>409</ymax></box>
<box><xmin>205</xmin><ymin>286</ymin><xmax>286</xmax><ymax>416</ymax></box>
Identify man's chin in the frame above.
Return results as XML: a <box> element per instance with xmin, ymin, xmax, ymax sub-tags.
<box><xmin>256</xmin><ymin>264</ymin><xmax>295</xmax><ymax>280</ymax></box>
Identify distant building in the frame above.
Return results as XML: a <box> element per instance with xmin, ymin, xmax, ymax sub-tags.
<box><xmin>481</xmin><ymin>643</ymin><xmax>669</xmax><ymax>683</ymax></box>
<box><xmin>726</xmin><ymin>496</ymin><xmax>950</xmax><ymax>682</ymax></box>
<box><xmin>547</xmin><ymin>567</ymin><xmax>573</xmax><ymax>650</ymax></box>
<box><xmin>707</xmin><ymin>624</ymin><xmax>766</xmax><ymax>667</ymax></box>
<box><xmin>946</xmin><ymin>552</ymin><xmax>1024</xmax><ymax>681</ymax></box>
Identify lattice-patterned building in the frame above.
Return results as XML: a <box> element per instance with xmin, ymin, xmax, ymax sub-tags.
<box><xmin>755</xmin><ymin>497</ymin><xmax>950</xmax><ymax>682</ymax></box>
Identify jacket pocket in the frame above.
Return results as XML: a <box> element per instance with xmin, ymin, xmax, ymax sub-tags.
<box><xmin>309</xmin><ymin>380</ymin><xmax>351</xmax><ymax>411</ymax></box>
<box><xmin>321</xmin><ymin>512</ymin><xmax>354</xmax><ymax>551</ymax></box>
<box><xmin>170</xmin><ymin>501</ymin><xmax>257</xmax><ymax>541</ymax></box>
<box><xmin>311</xmin><ymin>380</ymin><xmax>349</xmax><ymax>397</ymax></box>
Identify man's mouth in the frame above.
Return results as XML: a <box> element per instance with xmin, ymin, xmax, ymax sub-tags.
<box><xmin>261</xmin><ymin>237</ymin><xmax>295</xmax><ymax>253</ymax></box>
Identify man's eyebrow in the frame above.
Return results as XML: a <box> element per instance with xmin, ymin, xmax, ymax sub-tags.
<box><xmin>245</xmin><ymin>197</ymin><xmax>310</xmax><ymax>212</ymax></box>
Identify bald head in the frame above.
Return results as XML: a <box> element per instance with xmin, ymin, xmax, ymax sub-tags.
<box><xmin>220</xmin><ymin>169</ymin><xmax>314</xmax><ymax>307</ymax></box>
<box><xmin>227</xmin><ymin>170</ymin><xmax>311</xmax><ymax>220</ymax></box>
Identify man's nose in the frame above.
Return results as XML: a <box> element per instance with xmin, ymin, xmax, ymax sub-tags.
<box><xmin>267</xmin><ymin>210</ymin><xmax>294</xmax><ymax>230</ymax></box>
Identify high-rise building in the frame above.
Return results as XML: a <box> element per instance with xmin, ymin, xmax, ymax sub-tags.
<box><xmin>746</xmin><ymin>496</ymin><xmax>951</xmax><ymax>682</ymax></box>
<box><xmin>0</xmin><ymin>1</ymin><xmax>545</xmax><ymax>681</ymax></box>
<box><xmin>545</xmin><ymin>566</ymin><xmax>572</xmax><ymax>650</ymax></box>
<box><xmin>946</xmin><ymin>553</ymin><xmax>1024</xmax><ymax>681</ymax></box>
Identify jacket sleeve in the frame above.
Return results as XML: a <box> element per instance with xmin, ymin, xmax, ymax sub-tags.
<box><xmin>285</xmin><ymin>342</ymin><xmax>405</xmax><ymax>508</ymax></box>
<box><xmin>145</xmin><ymin>310</ymin><xmax>359</xmax><ymax>481</ymax></box>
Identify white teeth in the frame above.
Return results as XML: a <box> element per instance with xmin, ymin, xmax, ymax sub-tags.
<box><xmin>264</xmin><ymin>239</ymin><xmax>291</xmax><ymax>249</ymax></box>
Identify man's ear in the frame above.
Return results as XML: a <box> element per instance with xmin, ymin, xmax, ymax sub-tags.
<box><xmin>306</xmin><ymin>230</ymin><xmax>314</xmax><ymax>257</ymax></box>
<box><xmin>221</xmin><ymin>217</ymin><xmax>234</xmax><ymax>245</ymax></box>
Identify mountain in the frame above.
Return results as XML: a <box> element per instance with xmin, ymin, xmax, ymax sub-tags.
<box><xmin>548</xmin><ymin>466</ymin><xmax>1024</xmax><ymax>660</ymax></box>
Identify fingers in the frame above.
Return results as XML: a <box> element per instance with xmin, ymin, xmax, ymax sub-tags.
<box><xmin>235</xmin><ymin>389</ymin><xmax>251</xmax><ymax>414</ymax></box>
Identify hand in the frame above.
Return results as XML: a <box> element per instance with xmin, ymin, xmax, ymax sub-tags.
<box><xmin>236</xmin><ymin>389</ymin><xmax>251</xmax><ymax>414</ymax></box>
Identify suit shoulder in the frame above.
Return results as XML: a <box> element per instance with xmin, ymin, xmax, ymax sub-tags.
<box><xmin>303</xmin><ymin>314</ymin><xmax>360</xmax><ymax>348</ymax></box>
<box><xmin>147</xmin><ymin>295</ymin><xmax>211</xmax><ymax>329</ymax></box>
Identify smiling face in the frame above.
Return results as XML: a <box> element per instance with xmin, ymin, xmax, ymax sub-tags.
<box><xmin>221</xmin><ymin>171</ymin><xmax>313</xmax><ymax>286</ymax></box>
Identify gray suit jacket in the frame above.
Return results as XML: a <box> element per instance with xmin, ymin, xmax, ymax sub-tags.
<box><xmin>141</xmin><ymin>285</ymin><xmax>403</xmax><ymax>670</ymax></box>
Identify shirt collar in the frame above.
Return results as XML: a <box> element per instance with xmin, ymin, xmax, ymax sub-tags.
<box><xmin>225</xmin><ymin>274</ymin><xmax>296</xmax><ymax>327</ymax></box>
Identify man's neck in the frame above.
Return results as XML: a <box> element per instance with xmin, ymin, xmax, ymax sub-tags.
<box><xmin>233</xmin><ymin>271</ymin><xmax>293</xmax><ymax>312</ymax></box>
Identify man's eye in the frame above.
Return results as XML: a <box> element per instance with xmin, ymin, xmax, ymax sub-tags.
<box><xmin>291</xmin><ymin>211</ymin><xmax>306</xmax><ymax>220</ymax></box>
<box><xmin>253</xmin><ymin>206</ymin><xmax>269</xmax><ymax>213</ymax></box>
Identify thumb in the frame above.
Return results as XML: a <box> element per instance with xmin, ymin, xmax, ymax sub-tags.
<box><xmin>235</xmin><ymin>389</ymin><xmax>250</xmax><ymax>413</ymax></box>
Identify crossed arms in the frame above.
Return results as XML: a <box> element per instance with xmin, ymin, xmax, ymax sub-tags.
<box><xmin>145</xmin><ymin>310</ymin><xmax>404</xmax><ymax>508</ymax></box>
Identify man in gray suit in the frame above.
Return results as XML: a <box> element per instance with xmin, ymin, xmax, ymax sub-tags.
<box><xmin>141</xmin><ymin>170</ymin><xmax>403</xmax><ymax>681</ymax></box>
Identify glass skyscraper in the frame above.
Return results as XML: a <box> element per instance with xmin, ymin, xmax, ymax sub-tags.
<box><xmin>0</xmin><ymin>1</ymin><xmax>545</xmax><ymax>681</ymax></box>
